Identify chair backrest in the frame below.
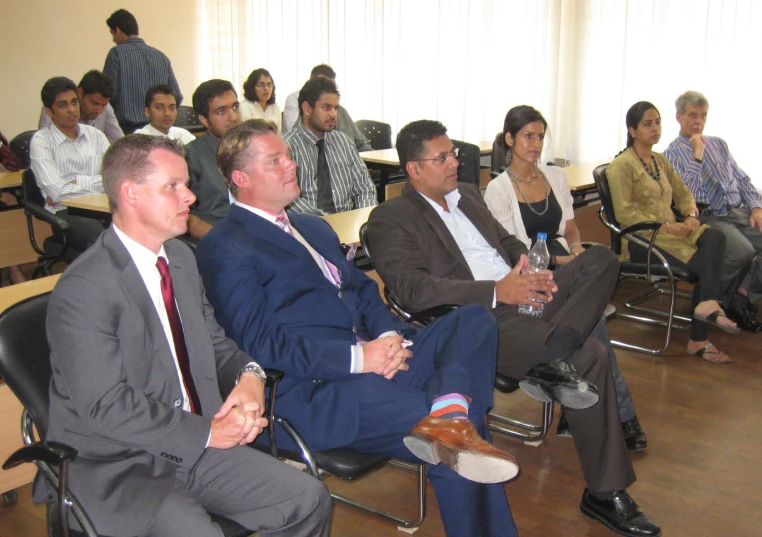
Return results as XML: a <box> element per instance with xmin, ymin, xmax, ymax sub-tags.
<box><xmin>9</xmin><ymin>130</ymin><xmax>37</xmax><ymax>169</ymax></box>
<box><xmin>491</xmin><ymin>138</ymin><xmax>507</xmax><ymax>177</ymax></box>
<box><xmin>591</xmin><ymin>163</ymin><xmax>622</xmax><ymax>254</ymax></box>
<box><xmin>22</xmin><ymin>168</ymin><xmax>45</xmax><ymax>207</ymax></box>
<box><xmin>0</xmin><ymin>293</ymin><xmax>53</xmax><ymax>440</ymax></box>
<box><xmin>358</xmin><ymin>222</ymin><xmax>374</xmax><ymax>268</ymax></box>
<box><xmin>175</xmin><ymin>106</ymin><xmax>205</xmax><ymax>133</ymax></box>
<box><xmin>451</xmin><ymin>139</ymin><xmax>481</xmax><ymax>186</ymax></box>
<box><xmin>355</xmin><ymin>120</ymin><xmax>392</xmax><ymax>150</ymax></box>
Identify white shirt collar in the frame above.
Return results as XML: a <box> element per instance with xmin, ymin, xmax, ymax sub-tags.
<box><xmin>113</xmin><ymin>224</ymin><xmax>168</xmax><ymax>269</ymax></box>
<box><xmin>419</xmin><ymin>188</ymin><xmax>462</xmax><ymax>214</ymax></box>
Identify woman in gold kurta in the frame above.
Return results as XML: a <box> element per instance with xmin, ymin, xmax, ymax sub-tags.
<box><xmin>607</xmin><ymin>101</ymin><xmax>737</xmax><ymax>363</ymax></box>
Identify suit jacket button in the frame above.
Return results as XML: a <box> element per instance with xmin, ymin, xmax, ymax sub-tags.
<box><xmin>338</xmin><ymin>291</ymin><xmax>342</xmax><ymax>298</ymax></box>
<box><xmin>173</xmin><ymin>399</ymin><xmax>182</xmax><ymax>407</ymax></box>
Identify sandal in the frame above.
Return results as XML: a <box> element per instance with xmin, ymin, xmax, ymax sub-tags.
<box><xmin>686</xmin><ymin>342</ymin><xmax>731</xmax><ymax>364</ymax></box>
<box><xmin>693</xmin><ymin>309</ymin><xmax>741</xmax><ymax>334</ymax></box>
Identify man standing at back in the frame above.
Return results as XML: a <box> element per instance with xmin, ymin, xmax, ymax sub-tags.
<box><xmin>283</xmin><ymin>77</ymin><xmax>376</xmax><ymax>215</ymax></box>
<box><xmin>104</xmin><ymin>9</ymin><xmax>184</xmax><ymax>134</ymax></box>
<box><xmin>663</xmin><ymin>91</ymin><xmax>762</xmax><ymax>332</ymax></box>
<box><xmin>185</xmin><ymin>79</ymin><xmax>241</xmax><ymax>240</ymax></box>
<box><xmin>38</xmin><ymin>70</ymin><xmax>123</xmax><ymax>143</ymax></box>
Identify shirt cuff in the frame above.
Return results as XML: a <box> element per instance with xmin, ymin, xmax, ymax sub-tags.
<box><xmin>350</xmin><ymin>345</ymin><xmax>364</xmax><ymax>374</ymax></box>
<box><xmin>377</xmin><ymin>330</ymin><xmax>400</xmax><ymax>339</ymax></box>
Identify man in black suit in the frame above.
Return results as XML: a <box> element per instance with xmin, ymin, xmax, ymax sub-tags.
<box><xmin>367</xmin><ymin>120</ymin><xmax>661</xmax><ymax>537</ymax></box>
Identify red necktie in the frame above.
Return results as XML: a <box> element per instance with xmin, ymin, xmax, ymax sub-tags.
<box><xmin>156</xmin><ymin>256</ymin><xmax>202</xmax><ymax>415</ymax></box>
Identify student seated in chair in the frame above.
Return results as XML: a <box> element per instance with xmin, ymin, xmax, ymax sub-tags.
<box><xmin>134</xmin><ymin>84</ymin><xmax>196</xmax><ymax>145</ymax></box>
<box><xmin>38</xmin><ymin>70</ymin><xmax>124</xmax><ymax>143</ymax></box>
<box><xmin>366</xmin><ymin>119</ymin><xmax>661</xmax><ymax>537</ymax></box>
<box><xmin>45</xmin><ymin>133</ymin><xmax>331</xmax><ymax>537</ymax></box>
<box><xmin>196</xmin><ymin>119</ymin><xmax>521</xmax><ymax>537</ymax></box>
<box><xmin>185</xmin><ymin>79</ymin><xmax>241</xmax><ymax>240</ymax></box>
<box><xmin>31</xmin><ymin>76</ymin><xmax>109</xmax><ymax>251</ymax></box>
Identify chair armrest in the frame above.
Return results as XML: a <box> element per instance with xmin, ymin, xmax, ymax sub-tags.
<box><xmin>3</xmin><ymin>440</ymin><xmax>77</xmax><ymax>470</ymax></box>
<box><xmin>264</xmin><ymin>368</ymin><xmax>284</xmax><ymax>388</ymax></box>
<box><xmin>24</xmin><ymin>201</ymin><xmax>70</xmax><ymax>232</ymax></box>
<box><xmin>618</xmin><ymin>221</ymin><xmax>661</xmax><ymax>237</ymax></box>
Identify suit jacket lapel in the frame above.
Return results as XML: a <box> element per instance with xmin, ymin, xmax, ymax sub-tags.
<box><xmin>402</xmin><ymin>182</ymin><xmax>473</xmax><ymax>274</ymax></box>
<box><xmin>102</xmin><ymin>229</ymin><xmax>180</xmax><ymax>381</ymax></box>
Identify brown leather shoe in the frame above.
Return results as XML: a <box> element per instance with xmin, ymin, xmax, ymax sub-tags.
<box><xmin>403</xmin><ymin>416</ymin><xmax>519</xmax><ymax>483</ymax></box>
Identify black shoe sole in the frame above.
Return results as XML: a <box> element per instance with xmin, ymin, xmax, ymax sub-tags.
<box><xmin>520</xmin><ymin>379</ymin><xmax>599</xmax><ymax>410</ymax></box>
<box><xmin>580</xmin><ymin>502</ymin><xmax>662</xmax><ymax>537</ymax></box>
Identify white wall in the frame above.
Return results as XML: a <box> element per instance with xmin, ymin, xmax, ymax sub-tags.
<box><xmin>0</xmin><ymin>0</ymin><xmax>202</xmax><ymax>139</ymax></box>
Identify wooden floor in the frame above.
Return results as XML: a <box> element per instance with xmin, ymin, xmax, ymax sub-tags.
<box><xmin>2</xmin><ymin>207</ymin><xmax>762</xmax><ymax>536</ymax></box>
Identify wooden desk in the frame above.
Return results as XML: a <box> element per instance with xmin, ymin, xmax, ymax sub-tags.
<box><xmin>321</xmin><ymin>206</ymin><xmax>374</xmax><ymax>245</ymax></box>
<box><xmin>61</xmin><ymin>193</ymin><xmax>110</xmax><ymax>214</ymax></box>
<box><xmin>563</xmin><ymin>159</ymin><xmax>609</xmax><ymax>207</ymax></box>
<box><xmin>478</xmin><ymin>140</ymin><xmax>493</xmax><ymax>155</ymax></box>
<box><xmin>0</xmin><ymin>275</ymin><xmax>60</xmax><ymax>495</ymax></box>
<box><xmin>0</xmin><ymin>170</ymin><xmax>22</xmax><ymax>191</ymax></box>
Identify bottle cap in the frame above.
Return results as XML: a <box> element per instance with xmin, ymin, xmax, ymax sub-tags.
<box><xmin>537</xmin><ymin>233</ymin><xmax>547</xmax><ymax>240</ymax></box>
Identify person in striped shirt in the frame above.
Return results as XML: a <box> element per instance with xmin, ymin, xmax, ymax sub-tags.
<box><xmin>283</xmin><ymin>77</ymin><xmax>376</xmax><ymax>216</ymax></box>
<box><xmin>31</xmin><ymin>77</ymin><xmax>109</xmax><ymax>251</ymax></box>
<box><xmin>104</xmin><ymin>9</ymin><xmax>183</xmax><ymax>134</ymax></box>
<box><xmin>664</xmin><ymin>91</ymin><xmax>762</xmax><ymax>332</ymax></box>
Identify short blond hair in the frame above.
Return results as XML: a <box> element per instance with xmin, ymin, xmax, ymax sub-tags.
<box><xmin>216</xmin><ymin>119</ymin><xmax>278</xmax><ymax>197</ymax></box>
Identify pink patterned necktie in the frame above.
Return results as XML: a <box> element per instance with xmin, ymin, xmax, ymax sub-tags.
<box><xmin>275</xmin><ymin>211</ymin><xmax>294</xmax><ymax>236</ymax></box>
<box><xmin>275</xmin><ymin>211</ymin><xmax>341</xmax><ymax>288</ymax></box>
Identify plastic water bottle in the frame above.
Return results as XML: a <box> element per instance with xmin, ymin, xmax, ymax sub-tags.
<box><xmin>518</xmin><ymin>233</ymin><xmax>550</xmax><ymax>318</ymax></box>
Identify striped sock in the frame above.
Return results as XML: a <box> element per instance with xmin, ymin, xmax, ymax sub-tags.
<box><xmin>430</xmin><ymin>393</ymin><xmax>469</xmax><ymax>420</ymax></box>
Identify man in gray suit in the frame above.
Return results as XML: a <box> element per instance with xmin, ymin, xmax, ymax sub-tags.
<box><xmin>45</xmin><ymin>134</ymin><xmax>331</xmax><ymax>537</ymax></box>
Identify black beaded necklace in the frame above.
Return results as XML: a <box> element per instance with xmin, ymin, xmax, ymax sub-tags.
<box><xmin>633</xmin><ymin>149</ymin><xmax>661</xmax><ymax>181</ymax></box>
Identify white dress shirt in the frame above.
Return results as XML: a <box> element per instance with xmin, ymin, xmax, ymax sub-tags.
<box><xmin>38</xmin><ymin>103</ymin><xmax>124</xmax><ymax>144</ymax></box>
<box><xmin>134</xmin><ymin>123</ymin><xmax>197</xmax><ymax>145</ymax></box>
<box><xmin>239</xmin><ymin>100</ymin><xmax>283</xmax><ymax>134</ymax></box>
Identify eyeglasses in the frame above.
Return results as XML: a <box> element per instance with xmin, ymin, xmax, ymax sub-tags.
<box><xmin>255</xmin><ymin>82</ymin><xmax>274</xmax><ymax>89</ymax></box>
<box><xmin>416</xmin><ymin>147</ymin><xmax>459</xmax><ymax>166</ymax></box>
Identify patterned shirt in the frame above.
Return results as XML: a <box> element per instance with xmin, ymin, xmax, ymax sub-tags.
<box><xmin>283</xmin><ymin>120</ymin><xmax>376</xmax><ymax>215</ymax></box>
<box><xmin>103</xmin><ymin>37</ymin><xmax>183</xmax><ymax>124</ymax></box>
<box><xmin>663</xmin><ymin>133</ymin><xmax>761</xmax><ymax>214</ymax></box>
<box><xmin>30</xmin><ymin>124</ymin><xmax>109</xmax><ymax>213</ymax></box>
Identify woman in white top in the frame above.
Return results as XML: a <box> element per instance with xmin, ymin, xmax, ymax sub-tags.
<box><xmin>484</xmin><ymin>105</ymin><xmax>583</xmax><ymax>267</ymax></box>
<box><xmin>240</xmin><ymin>68</ymin><xmax>283</xmax><ymax>134</ymax></box>
<box><xmin>485</xmin><ymin>105</ymin><xmax>647</xmax><ymax>449</ymax></box>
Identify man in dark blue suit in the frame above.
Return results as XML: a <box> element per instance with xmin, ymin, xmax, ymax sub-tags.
<box><xmin>196</xmin><ymin>119</ymin><xmax>520</xmax><ymax>536</ymax></box>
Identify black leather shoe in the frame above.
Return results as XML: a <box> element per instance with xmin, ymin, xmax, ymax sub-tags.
<box><xmin>519</xmin><ymin>360</ymin><xmax>599</xmax><ymax>410</ymax></box>
<box><xmin>622</xmin><ymin>416</ymin><xmax>647</xmax><ymax>451</ymax></box>
<box><xmin>745</xmin><ymin>301</ymin><xmax>758</xmax><ymax>318</ymax></box>
<box><xmin>580</xmin><ymin>488</ymin><xmax>661</xmax><ymax>537</ymax></box>
<box><xmin>556</xmin><ymin>409</ymin><xmax>571</xmax><ymax>438</ymax></box>
<box><xmin>726</xmin><ymin>307</ymin><xmax>762</xmax><ymax>333</ymax></box>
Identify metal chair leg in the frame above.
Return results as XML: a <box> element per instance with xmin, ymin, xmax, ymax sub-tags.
<box><xmin>488</xmin><ymin>400</ymin><xmax>553</xmax><ymax>445</ymax></box>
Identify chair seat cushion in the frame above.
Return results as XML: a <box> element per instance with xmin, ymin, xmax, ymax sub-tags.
<box><xmin>273</xmin><ymin>446</ymin><xmax>390</xmax><ymax>481</ymax></box>
<box><xmin>621</xmin><ymin>261</ymin><xmax>698</xmax><ymax>283</ymax></box>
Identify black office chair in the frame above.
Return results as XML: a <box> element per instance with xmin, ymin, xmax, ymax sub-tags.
<box><xmin>9</xmin><ymin>130</ymin><xmax>37</xmax><ymax>169</ymax></box>
<box><xmin>451</xmin><ymin>140</ymin><xmax>481</xmax><ymax>187</ymax></box>
<box><xmin>491</xmin><ymin>137</ymin><xmax>508</xmax><ymax>179</ymax></box>
<box><xmin>21</xmin><ymin>169</ymin><xmax>83</xmax><ymax>278</ymax></box>
<box><xmin>355</xmin><ymin>120</ymin><xmax>393</xmax><ymax>150</ymax></box>
<box><xmin>593</xmin><ymin>163</ymin><xmax>697</xmax><ymax>355</ymax></box>
<box><xmin>0</xmin><ymin>293</ymin><xmax>252</xmax><ymax>537</ymax></box>
<box><xmin>175</xmin><ymin>105</ymin><xmax>206</xmax><ymax>134</ymax></box>
<box><xmin>359</xmin><ymin>223</ymin><xmax>553</xmax><ymax>444</ymax></box>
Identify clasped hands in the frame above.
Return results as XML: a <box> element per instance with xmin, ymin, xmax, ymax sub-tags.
<box><xmin>496</xmin><ymin>254</ymin><xmax>558</xmax><ymax>306</ymax></box>
<box><xmin>209</xmin><ymin>375</ymin><xmax>267</xmax><ymax>449</ymax></box>
<box><xmin>362</xmin><ymin>335</ymin><xmax>412</xmax><ymax>380</ymax></box>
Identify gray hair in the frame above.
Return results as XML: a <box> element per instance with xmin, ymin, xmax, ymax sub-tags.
<box><xmin>103</xmin><ymin>134</ymin><xmax>186</xmax><ymax>211</ymax></box>
<box><xmin>675</xmin><ymin>91</ymin><xmax>709</xmax><ymax>114</ymax></box>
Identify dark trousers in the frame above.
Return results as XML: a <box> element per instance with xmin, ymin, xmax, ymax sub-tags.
<box><xmin>629</xmin><ymin>227</ymin><xmax>726</xmax><ymax>341</ymax></box>
<box><xmin>340</xmin><ymin>305</ymin><xmax>516</xmax><ymax>537</ymax></box>
<box><xmin>493</xmin><ymin>246</ymin><xmax>635</xmax><ymax>493</ymax></box>
<box><xmin>55</xmin><ymin>209</ymin><xmax>107</xmax><ymax>252</ymax></box>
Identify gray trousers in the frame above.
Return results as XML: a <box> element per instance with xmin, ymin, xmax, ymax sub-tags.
<box><xmin>590</xmin><ymin>317</ymin><xmax>635</xmax><ymax>422</ymax></box>
<box><xmin>701</xmin><ymin>207</ymin><xmax>762</xmax><ymax>304</ymax></box>
<box><xmin>143</xmin><ymin>446</ymin><xmax>332</xmax><ymax>537</ymax></box>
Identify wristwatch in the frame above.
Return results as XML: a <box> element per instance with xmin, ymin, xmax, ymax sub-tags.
<box><xmin>237</xmin><ymin>362</ymin><xmax>267</xmax><ymax>385</ymax></box>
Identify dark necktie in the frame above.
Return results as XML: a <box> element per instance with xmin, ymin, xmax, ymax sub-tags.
<box><xmin>156</xmin><ymin>256</ymin><xmax>202</xmax><ymax>415</ymax></box>
<box><xmin>315</xmin><ymin>139</ymin><xmax>336</xmax><ymax>213</ymax></box>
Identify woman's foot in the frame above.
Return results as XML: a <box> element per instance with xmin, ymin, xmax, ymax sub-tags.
<box><xmin>693</xmin><ymin>300</ymin><xmax>739</xmax><ymax>334</ymax></box>
<box><xmin>686</xmin><ymin>340</ymin><xmax>731</xmax><ymax>363</ymax></box>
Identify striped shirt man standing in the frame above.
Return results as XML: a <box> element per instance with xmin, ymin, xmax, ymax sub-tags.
<box><xmin>103</xmin><ymin>9</ymin><xmax>183</xmax><ymax>134</ymax></box>
<box><xmin>664</xmin><ymin>90</ymin><xmax>762</xmax><ymax>332</ymax></box>
<box><xmin>283</xmin><ymin>77</ymin><xmax>376</xmax><ymax>216</ymax></box>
